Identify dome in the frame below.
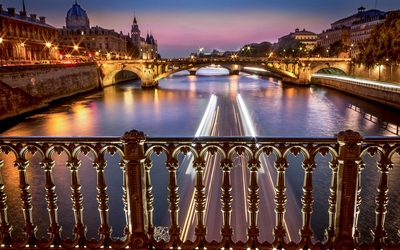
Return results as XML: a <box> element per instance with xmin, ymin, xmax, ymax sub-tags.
<box><xmin>66</xmin><ymin>1</ymin><xmax>90</xmax><ymax>29</ymax></box>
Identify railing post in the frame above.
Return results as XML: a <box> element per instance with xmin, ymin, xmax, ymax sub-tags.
<box><xmin>121</xmin><ymin>130</ymin><xmax>149</xmax><ymax>249</ymax></box>
<box><xmin>334</xmin><ymin>130</ymin><xmax>363</xmax><ymax>249</ymax></box>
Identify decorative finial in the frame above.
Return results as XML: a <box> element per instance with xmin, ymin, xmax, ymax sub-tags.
<box><xmin>22</xmin><ymin>0</ymin><xmax>26</xmax><ymax>12</ymax></box>
<box><xmin>75</xmin><ymin>0</ymin><xmax>78</xmax><ymax>4</ymax></box>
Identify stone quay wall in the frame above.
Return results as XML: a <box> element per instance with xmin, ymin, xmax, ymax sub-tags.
<box><xmin>0</xmin><ymin>63</ymin><xmax>138</xmax><ymax>121</ymax></box>
<box><xmin>0</xmin><ymin>81</ymin><xmax>48</xmax><ymax>120</ymax></box>
<box><xmin>350</xmin><ymin>63</ymin><xmax>400</xmax><ymax>84</ymax></box>
<box><xmin>311</xmin><ymin>77</ymin><xmax>400</xmax><ymax>110</ymax></box>
<box><xmin>0</xmin><ymin>63</ymin><xmax>100</xmax><ymax>102</ymax></box>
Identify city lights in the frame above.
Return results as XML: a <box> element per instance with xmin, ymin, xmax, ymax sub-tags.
<box><xmin>74</xmin><ymin>45</ymin><xmax>78</xmax><ymax>50</ymax></box>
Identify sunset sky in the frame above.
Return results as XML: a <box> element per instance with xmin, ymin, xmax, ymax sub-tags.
<box><xmin>1</xmin><ymin>0</ymin><xmax>399</xmax><ymax>58</ymax></box>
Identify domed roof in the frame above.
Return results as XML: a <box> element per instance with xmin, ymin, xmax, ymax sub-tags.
<box><xmin>66</xmin><ymin>1</ymin><xmax>89</xmax><ymax>29</ymax></box>
<box><xmin>67</xmin><ymin>2</ymin><xmax>87</xmax><ymax>20</ymax></box>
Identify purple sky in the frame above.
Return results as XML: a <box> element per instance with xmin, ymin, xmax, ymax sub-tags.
<box><xmin>1</xmin><ymin>0</ymin><xmax>399</xmax><ymax>58</ymax></box>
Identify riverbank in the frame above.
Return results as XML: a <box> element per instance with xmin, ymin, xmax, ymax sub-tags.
<box><xmin>0</xmin><ymin>63</ymin><xmax>138</xmax><ymax>121</ymax></box>
<box><xmin>311</xmin><ymin>74</ymin><xmax>400</xmax><ymax>110</ymax></box>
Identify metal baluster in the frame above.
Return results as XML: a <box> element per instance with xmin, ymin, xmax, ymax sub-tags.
<box><xmin>220</xmin><ymin>159</ymin><xmax>233</xmax><ymax>239</ymax></box>
<box><xmin>300</xmin><ymin>160</ymin><xmax>316</xmax><ymax>242</ymax></box>
<box><xmin>40</xmin><ymin>159</ymin><xmax>61</xmax><ymax>239</ymax></box>
<box><xmin>193</xmin><ymin>160</ymin><xmax>206</xmax><ymax>240</ymax></box>
<box><xmin>273</xmin><ymin>158</ymin><xmax>288</xmax><ymax>244</ymax></box>
<box><xmin>353</xmin><ymin>163</ymin><xmax>364</xmax><ymax>240</ymax></box>
<box><xmin>0</xmin><ymin>159</ymin><xmax>12</xmax><ymax>243</ymax></box>
<box><xmin>373</xmin><ymin>161</ymin><xmax>392</xmax><ymax>239</ymax></box>
<box><xmin>166</xmin><ymin>159</ymin><xmax>180</xmax><ymax>243</ymax></box>
<box><xmin>325</xmin><ymin>161</ymin><xmax>338</xmax><ymax>240</ymax></box>
<box><xmin>247</xmin><ymin>160</ymin><xmax>260</xmax><ymax>243</ymax></box>
<box><xmin>94</xmin><ymin>160</ymin><xmax>111</xmax><ymax>237</ymax></box>
<box><xmin>119</xmin><ymin>159</ymin><xmax>129</xmax><ymax>236</ymax></box>
<box><xmin>14</xmin><ymin>159</ymin><xmax>37</xmax><ymax>242</ymax></box>
<box><xmin>67</xmin><ymin>159</ymin><xmax>87</xmax><ymax>237</ymax></box>
<box><xmin>144</xmin><ymin>159</ymin><xmax>154</xmax><ymax>240</ymax></box>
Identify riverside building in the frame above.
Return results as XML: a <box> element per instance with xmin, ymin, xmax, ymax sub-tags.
<box><xmin>0</xmin><ymin>2</ymin><xmax>59</xmax><ymax>63</ymax></box>
<box><xmin>130</xmin><ymin>16</ymin><xmax>158</xmax><ymax>59</ymax></box>
<box><xmin>317</xmin><ymin>6</ymin><xmax>386</xmax><ymax>58</ymax></box>
<box><xmin>58</xmin><ymin>1</ymin><xmax>127</xmax><ymax>60</ymax></box>
<box><xmin>278</xmin><ymin>28</ymin><xmax>317</xmax><ymax>50</ymax></box>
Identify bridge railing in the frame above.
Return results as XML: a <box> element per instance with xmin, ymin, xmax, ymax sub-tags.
<box><xmin>0</xmin><ymin>130</ymin><xmax>399</xmax><ymax>249</ymax></box>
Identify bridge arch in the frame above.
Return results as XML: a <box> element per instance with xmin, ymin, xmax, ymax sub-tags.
<box><xmin>315</xmin><ymin>67</ymin><xmax>347</xmax><ymax>75</ymax></box>
<box><xmin>310</xmin><ymin>62</ymin><xmax>350</xmax><ymax>76</ymax></box>
<box><xmin>102</xmin><ymin>67</ymin><xmax>143</xmax><ymax>87</ymax></box>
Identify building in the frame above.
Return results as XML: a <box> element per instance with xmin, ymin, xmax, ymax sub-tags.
<box><xmin>349</xmin><ymin>10</ymin><xmax>386</xmax><ymax>58</ymax></box>
<box><xmin>130</xmin><ymin>16</ymin><xmax>158</xmax><ymax>59</ymax></box>
<box><xmin>317</xmin><ymin>6</ymin><xmax>386</xmax><ymax>58</ymax></box>
<box><xmin>0</xmin><ymin>2</ymin><xmax>59</xmax><ymax>63</ymax></box>
<box><xmin>58</xmin><ymin>1</ymin><xmax>127</xmax><ymax>60</ymax></box>
<box><xmin>278</xmin><ymin>28</ymin><xmax>318</xmax><ymax>49</ymax></box>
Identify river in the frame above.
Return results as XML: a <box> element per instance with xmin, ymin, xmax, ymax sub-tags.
<box><xmin>1</xmin><ymin>68</ymin><xmax>400</xmax><ymax>244</ymax></box>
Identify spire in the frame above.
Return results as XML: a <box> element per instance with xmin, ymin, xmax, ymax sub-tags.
<box><xmin>22</xmin><ymin>0</ymin><xmax>26</xmax><ymax>12</ymax></box>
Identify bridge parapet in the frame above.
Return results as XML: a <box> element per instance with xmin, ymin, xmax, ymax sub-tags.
<box><xmin>0</xmin><ymin>130</ymin><xmax>398</xmax><ymax>249</ymax></box>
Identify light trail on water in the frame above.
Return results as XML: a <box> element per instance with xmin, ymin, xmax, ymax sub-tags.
<box><xmin>178</xmin><ymin>92</ymin><xmax>300</xmax><ymax>243</ymax></box>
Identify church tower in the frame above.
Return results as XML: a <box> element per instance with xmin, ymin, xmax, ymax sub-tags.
<box><xmin>131</xmin><ymin>16</ymin><xmax>141</xmax><ymax>50</ymax></box>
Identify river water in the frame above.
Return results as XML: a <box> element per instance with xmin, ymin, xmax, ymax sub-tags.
<box><xmin>1</xmin><ymin>68</ymin><xmax>400</xmax><ymax>244</ymax></box>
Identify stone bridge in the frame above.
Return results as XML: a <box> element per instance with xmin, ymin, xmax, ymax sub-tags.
<box><xmin>98</xmin><ymin>57</ymin><xmax>352</xmax><ymax>87</ymax></box>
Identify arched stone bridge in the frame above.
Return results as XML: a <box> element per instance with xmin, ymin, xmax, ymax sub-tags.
<box><xmin>98</xmin><ymin>58</ymin><xmax>352</xmax><ymax>88</ymax></box>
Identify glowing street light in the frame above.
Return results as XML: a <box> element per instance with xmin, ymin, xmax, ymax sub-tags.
<box><xmin>0</xmin><ymin>38</ymin><xmax>3</xmax><ymax>43</ymax></box>
<box><xmin>46</xmin><ymin>43</ymin><xmax>51</xmax><ymax>48</ymax></box>
<box><xmin>21</xmin><ymin>43</ymin><xmax>24</xmax><ymax>47</ymax></box>
<box><xmin>74</xmin><ymin>46</ymin><xmax>78</xmax><ymax>50</ymax></box>
<box><xmin>96</xmin><ymin>52</ymin><xmax>99</xmax><ymax>55</ymax></box>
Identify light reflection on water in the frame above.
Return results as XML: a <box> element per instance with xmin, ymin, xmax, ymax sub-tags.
<box><xmin>1</xmin><ymin>68</ymin><xmax>400</xmax><ymax>243</ymax></box>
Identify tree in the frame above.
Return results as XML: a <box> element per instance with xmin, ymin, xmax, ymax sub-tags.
<box><xmin>327</xmin><ymin>40</ymin><xmax>349</xmax><ymax>58</ymax></box>
<box><xmin>356</xmin><ymin>10</ymin><xmax>400</xmax><ymax>67</ymax></box>
<box><xmin>126</xmin><ymin>39</ymin><xmax>140</xmax><ymax>59</ymax></box>
<box><xmin>238</xmin><ymin>42</ymin><xmax>272</xmax><ymax>57</ymax></box>
<box><xmin>309</xmin><ymin>44</ymin><xmax>325</xmax><ymax>57</ymax></box>
<box><xmin>274</xmin><ymin>38</ymin><xmax>306</xmax><ymax>58</ymax></box>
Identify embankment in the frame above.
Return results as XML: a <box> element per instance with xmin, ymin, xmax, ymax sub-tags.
<box><xmin>311</xmin><ymin>77</ymin><xmax>400</xmax><ymax>110</ymax></box>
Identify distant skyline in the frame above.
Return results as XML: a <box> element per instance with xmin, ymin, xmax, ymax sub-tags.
<box><xmin>1</xmin><ymin>0</ymin><xmax>399</xmax><ymax>58</ymax></box>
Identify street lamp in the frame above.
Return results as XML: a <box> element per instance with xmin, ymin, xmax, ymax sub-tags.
<box><xmin>74</xmin><ymin>46</ymin><xmax>78</xmax><ymax>50</ymax></box>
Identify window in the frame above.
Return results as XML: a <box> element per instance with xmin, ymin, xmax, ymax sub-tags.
<box><xmin>81</xmin><ymin>31</ymin><xmax>84</xmax><ymax>35</ymax></box>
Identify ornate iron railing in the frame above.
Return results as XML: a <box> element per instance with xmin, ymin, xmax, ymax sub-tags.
<box><xmin>0</xmin><ymin>130</ymin><xmax>399</xmax><ymax>250</ymax></box>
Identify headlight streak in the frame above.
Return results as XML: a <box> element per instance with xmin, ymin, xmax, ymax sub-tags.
<box><xmin>195</xmin><ymin>94</ymin><xmax>218</xmax><ymax>137</ymax></box>
<box><xmin>236</xmin><ymin>94</ymin><xmax>293</xmax><ymax>242</ymax></box>
<box><xmin>312</xmin><ymin>73</ymin><xmax>400</xmax><ymax>90</ymax></box>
